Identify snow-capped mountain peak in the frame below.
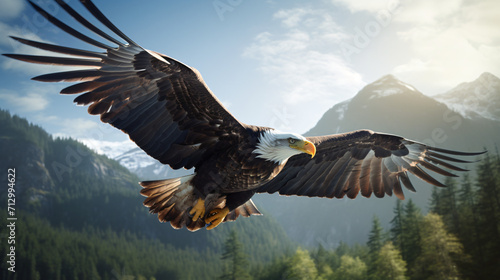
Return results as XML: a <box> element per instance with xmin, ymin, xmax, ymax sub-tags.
<box><xmin>79</xmin><ymin>138</ymin><xmax>192</xmax><ymax>180</ymax></box>
<box><xmin>357</xmin><ymin>74</ymin><xmax>421</xmax><ymax>101</ymax></box>
<box><xmin>78</xmin><ymin>138</ymin><xmax>137</xmax><ymax>158</ymax></box>
<box><xmin>434</xmin><ymin>72</ymin><xmax>500</xmax><ymax>121</ymax></box>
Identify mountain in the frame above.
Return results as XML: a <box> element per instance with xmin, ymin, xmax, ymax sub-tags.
<box><xmin>79</xmin><ymin>138</ymin><xmax>192</xmax><ymax>180</ymax></box>
<box><xmin>0</xmin><ymin>109</ymin><xmax>294</xmax><ymax>279</ymax></box>
<box><xmin>78</xmin><ymin>138</ymin><xmax>138</xmax><ymax>159</ymax></box>
<box><xmin>308</xmin><ymin>74</ymin><xmax>426</xmax><ymax>136</ymax></box>
<box><xmin>434</xmin><ymin>72</ymin><xmax>500</xmax><ymax>121</ymax></box>
<box><xmin>307</xmin><ymin>74</ymin><xmax>500</xmax><ymax>150</ymax></box>
<box><xmin>113</xmin><ymin>147</ymin><xmax>193</xmax><ymax>180</ymax></box>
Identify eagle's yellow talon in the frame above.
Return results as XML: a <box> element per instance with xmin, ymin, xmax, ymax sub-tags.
<box><xmin>205</xmin><ymin>207</ymin><xmax>230</xmax><ymax>230</ymax></box>
<box><xmin>189</xmin><ymin>198</ymin><xmax>205</xmax><ymax>221</ymax></box>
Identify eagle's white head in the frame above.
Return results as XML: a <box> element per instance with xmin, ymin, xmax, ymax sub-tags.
<box><xmin>253</xmin><ymin>129</ymin><xmax>316</xmax><ymax>164</ymax></box>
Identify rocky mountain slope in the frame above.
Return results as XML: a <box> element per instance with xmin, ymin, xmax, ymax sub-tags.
<box><xmin>434</xmin><ymin>72</ymin><xmax>500</xmax><ymax>121</ymax></box>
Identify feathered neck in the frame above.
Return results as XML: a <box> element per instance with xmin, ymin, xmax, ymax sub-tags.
<box><xmin>252</xmin><ymin>130</ymin><xmax>301</xmax><ymax>165</ymax></box>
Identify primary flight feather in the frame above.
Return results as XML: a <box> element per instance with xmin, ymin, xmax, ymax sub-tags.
<box><xmin>4</xmin><ymin>0</ymin><xmax>483</xmax><ymax>231</ymax></box>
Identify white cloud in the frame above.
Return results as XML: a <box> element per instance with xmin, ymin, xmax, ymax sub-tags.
<box><xmin>395</xmin><ymin>0</ymin><xmax>462</xmax><ymax>25</ymax></box>
<box><xmin>0</xmin><ymin>0</ymin><xmax>25</xmax><ymax>20</ymax></box>
<box><xmin>330</xmin><ymin>0</ymin><xmax>500</xmax><ymax>94</ymax></box>
<box><xmin>243</xmin><ymin>7</ymin><xmax>366</xmax><ymax>132</ymax></box>
<box><xmin>391</xmin><ymin>0</ymin><xmax>500</xmax><ymax>93</ymax></box>
<box><xmin>274</xmin><ymin>8</ymin><xmax>311</xmax><ymax>28</ymax></box>
<box><xmin>332</xmin><ymin>0</ymin><xmax>461</xmax><ymax>20</ymax></box>
<box><xmin>0</xmin><ymin>88</ymin><xmax>49</xmax><ymax>112</ymax></box>
<box><xmin>459</xmin><ymin>0</ymin><xmax>500</xmax><ymax>45</ymax></box>
<box><xmin>331</xmin><ymin>0</ymin><xmax>400</xmax><ymax>13</ymax></box>
<box><xmin>36</xmin><ymin>112</ymin><xmax>126</xmax><ymax>142</ymax></box>
<box><xmin>56</xmin><ymin>118</ymin><xmax>102</xmax><ymax>139</ymax></box>
<box><xmin>32</xmin><ymin>113</ymin><xmax>59</xmax><ymax>123</ymax></box>
<box><xmin>244</xmin><ymin>8</ymin><xmax>364</xmax><ymax>105</ymax></box>
<box><xmin>393</xmin><ymin>58</ymin><xmax>430</xmax><ymax>73</ymax></box>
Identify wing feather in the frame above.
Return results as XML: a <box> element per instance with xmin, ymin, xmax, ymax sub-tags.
<box><xmin>34</xmin><ymin>69</ymin><xmax>104</xmax><ymax>82</ymax></box>
<box><xmin>329</xmin><ymin>156</ymin><xmax>354</xmax><ymax>198</ymax></box>
<box><xmin>392</xmin><ymin>174</ymin><xmax>405</xmax><ymax>199</ymax></box>
<box><xmin>370</xmin><ymin>157</ymin><xmax>384</xmax><ymax>198</ymax></box>
<box><xmin>54</xmin><ymin>0</ymin><xmax>126</xmax><ymax>47</ymax></box>
<box><xmin>28</xmin><ymin>0</ymin><xmax>113</xmax><ymax>49</ymax></box>
<box><xmin>3</xmin><ymin>54</ymin><xmax>102</xmax><ymax>67</ymax></box>
<box><xmin>9</xmin><ymin>36</ymin><xmax>106</xmax><ymax>59</ymax></box>
<box><xmin>359</xmin><ymin>153</ymin><xmax>373</xmax><ymax>197</ymax></box>
<box><xmin>399</xmin><ymin>172</ymin><xmax>417</xmax><ymax>192</ymax></box>
<box><xmin>344</xmin><ymin>160</ymin><xmax>362</xmax><ymax>199</ymax></box>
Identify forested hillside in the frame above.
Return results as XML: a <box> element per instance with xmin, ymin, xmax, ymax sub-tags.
<box><xmin>0</xmin><ymin>110</ymin><xmax>294</xmax><ymax>279</ymax></box>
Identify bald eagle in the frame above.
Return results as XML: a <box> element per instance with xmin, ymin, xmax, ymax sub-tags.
<box><xmin>5</xmin><ymin>0</ymin><xmax>482</xmax><ymax>231</ymax></box>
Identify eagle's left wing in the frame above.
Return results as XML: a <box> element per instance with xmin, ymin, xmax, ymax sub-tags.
<box><xmin>257</xmin><ymin>130</ymin><xmax>483</xmax><ymax>199</ymax></box>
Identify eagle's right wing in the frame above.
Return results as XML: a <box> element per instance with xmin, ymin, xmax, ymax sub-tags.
<box><xmin>4</xmin><ymin>0</ymin><xmax>247</xmax><ymax>170</ymax></box>
<box><xmin>257</xmin><ymin>130</ymin><xmax>484</xmax><ymax>199</ymax></box>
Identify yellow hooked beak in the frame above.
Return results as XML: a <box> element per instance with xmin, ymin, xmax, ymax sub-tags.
<box><xmin>290</xmin><ymin>140</ymin><xmax>316</xmax><ymax>158</ymax></box>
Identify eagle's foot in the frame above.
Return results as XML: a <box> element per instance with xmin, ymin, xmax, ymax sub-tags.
<box><xmin>189</xmin><ymin>198</ymin><xmax>205</xmax><ymax>221</ymax></box>
<box><xmin>205</xmin><ymin>207</ymin><xmax>230</xmax><ymax>230</ymax></box>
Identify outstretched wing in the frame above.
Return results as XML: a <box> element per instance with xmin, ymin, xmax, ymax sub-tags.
<box><xmin>3</xmin><ymin>0</ymin><xmax>246</xmax><ymax>170</ymax></box>
<box><xmin>257</xmin><ymin>130</ymin><xmax>483</xmax><ymax>200</ymax></box>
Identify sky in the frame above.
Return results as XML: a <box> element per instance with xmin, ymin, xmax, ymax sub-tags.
<box><xmin>0</xmin><ymin>0</ymin><xmax>499</xmax><ymax>145</ymax></box>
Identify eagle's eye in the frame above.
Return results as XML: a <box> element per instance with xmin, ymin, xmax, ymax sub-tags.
<box><xmin>288</xmin><ymin>138</ymin><xmax>296</xmax><ymax>144</ymax></box>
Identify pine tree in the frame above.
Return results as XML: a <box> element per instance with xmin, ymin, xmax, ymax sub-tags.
<box><xmin>456</xmin><ymin>173</ymin><xmax>483</xmax><ymax>279</ymax></box>
<box><xmin>372</xmin><ymin>242</ymin><xmax>407</xmax><ymax>280</ymax></box>
<box><xmin>332</xmin><ymin>255</ymin><xmax>367</xmax><ymax>280</ymax></box>
<box><xmin>430</xmin><ymin>177</ymin><xmax>460</xmax><ymax>234</ymax></box>
<box><xmin>401</xmin><ymin>199</ymin><xmax>422</xmax><ymax>271</ymax></box>
<box><xmin>368</xmin><ymin>216</ymin><xmax>384</xmax><ymax>254</ymax></box>
<box><xmin>367</xmin><ymin>216</ymin><xmax>385</xmax><ymax>279</ymax></box>
<box><xmin>286</xmin><ymin>248</ymin><xmax>318</xmax><ymax>280</ymax></box>
<box><xmin>412</xmin><ymin>213</ymin><xmax>465</xmax><ymax>280</ymax></box>
<box><xmin>390</xmin><ymin>200</ymin><xmax>405</xmax><ymax>259</ymax></box>
<box><xmin>430</xmin><ymin>188</ymin><xmax>442</xmax><ymax>215</ymax></box>
<box><xmin>219</xmin><ymin>230</ymin><xmax>251</xmax><ymax>280</ymax></box>
<box><xmin>313</xmin><ymin>244</ymin><xmax>335</xmax><ymax>279</ymax></box>
<box><xmin>475</xmin><ymin>153</ymin><xmax>500</xmax><ymax>278</ymax></box>
<box><xmin>335</xmin><ymin>241</ymin><xmax>351</xmax><ymax>258</ymax></box>
<box><xmin>313</xmin><ymin>244</ymin><xmax>328</xmax><ymax>268</ymax></box>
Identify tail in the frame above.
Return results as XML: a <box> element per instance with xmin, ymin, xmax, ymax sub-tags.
<box><xmin>140</xmin><ymin>175</ymin><xmax>204</xmax><ymax>231</ymax></box>
<box><xmin>139</xmin><ymin>175</ymin><xmax>262</xmax><ymax>231</ymax></box>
